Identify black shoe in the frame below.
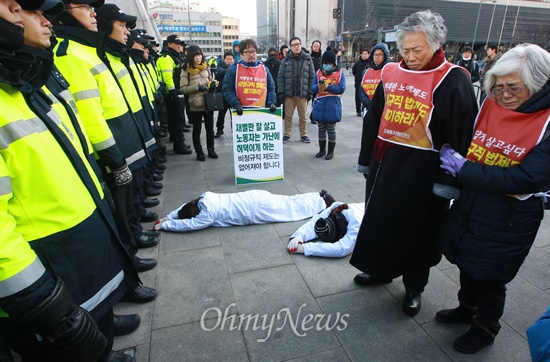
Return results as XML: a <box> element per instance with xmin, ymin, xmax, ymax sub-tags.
<box><xmin>136</xmin><ymin>234</ymin><xmax>159</xmax><ymax>248</ymax></box>
<box><xmin>356</xmin><ymin>111</ymin><xmax>362</xmax><ymax>117</ymax></box>
<box><xmin>182</xmin><ymin>127</ymin><xmax>190</xmax><ymax>132</ymax></box>
<box><xmin>402</xmin><ymin>292</ymin><xmax>422</xmax><ymax>317</ymax></box>
<box><xmin>150</xmin><ymin>181</ymin><xmax>163</xmax><ymax>190</ymax></box>
<box><xmin>353</xmin><ymin>273</ymin><xmax>392</xmax><ymax>286</ymax></box>
<box><xmin>185</xmin><ymin>123</ymin><xmax>192</xmax><ymax>128</ymax></box>
<box><xmin>139</xmin><ymin>211</ymin><xmax>158</xmax><ymax>223</ymax></box>
<box><xmin>156</xmin><ymin>163</ymin><xmax>167</xmax><ymax>171</ymax></box>
<box><xmin>152</xmin><ymin>173</ymin><xmax>164</xmax><ymax>181</ymax></box>
<box><xmin>142</xmin><ymin>198</ymin><xmax>160</xmax><ymax>208</ymax></box>
<box><xmin>133</xmin><ymin>257</ymin><xmax>158</xmax><ymax>272</ymax></box>
<box><xmin>214</xmin><ymin>130</ymin><xmax>224</xmax><ymax>138</ymax></box>
<box><xmin>106</xmin><ymin>350</ymin><xmax>134</xmax><ymax>362</ymax></box>
<box><xmin>311</xmin><ymin>120</ymin><xmax>317</xmax><ymax>124</ymax></box>
<box><xmin>453</xmin><ymin>319</ymin><xmax>495</xmax><ymax>354</ymax></box>
<box><xmin>319</xmin><ymin>189</ymin><xmax>335</xmax><ymax>208</ymax></box>
<box><xmin>155</xmin><ymin>168</ymin><xmax>165</xmax><ymax>174</ymax></box>
<box><xmin>142</xmin><ymin>229</ymin><xmax>160</xmax><ymax>237</ymax></box>
<box><xmin>207</xmin><ymin>149</ymin><xmax>218</xmax><ymax>159</ymax></box>
<box><xmin>120</xmin><ymin>285</ymin><xmax>158</xmax><ymax>303</ymax></box>
<box><xmin>174</xmin><ymin>147</ymin><xmax>192</xmax><ymax>155</ymax></box>
<box><xmin>113</xmin><ymin>314</ymin><xmax>141</xmax><ymax>336</ymax></box>
<box><xmin>144</xmin><ymin>187</ymin><xmax>161</xmax><ymax>197</ymax></box>
<box><xmin>436</xmin><ymin>306</ymin><xmax>475</xmax><ymax>324</ymax></box>
<box><xmin>197</xmin><ymin>152</ymin><xmax>206</xmax><ymax>161</ymax></box>
<box><xmin>157</xmin><ymin>156</ymin><xmax>167</xmax><ymax>164</ymax></box>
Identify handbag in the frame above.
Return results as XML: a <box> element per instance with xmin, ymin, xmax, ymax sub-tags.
<box><xmin>204</xmin><ymin>92</ymin><xmax>224</xmax><ymax>112</ymax></box>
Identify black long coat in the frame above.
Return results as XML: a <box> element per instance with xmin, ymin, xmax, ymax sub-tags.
<box><xmin>350</xmin><ymin>65</ymin><xmax>478</xmax><ymax>279</ymax></box>
<box><xmin>437</xmin><ymin>85</ymin><xmax>550</xmax><ymax>284</ymax></box>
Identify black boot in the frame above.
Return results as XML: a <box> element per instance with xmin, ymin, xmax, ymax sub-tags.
<box><xmin>436</xmin><ymin>305</ymin><xmax>476</xmax><ymax>324</ymax></box>
<box><xmin>453</xmin><ymin>317</ymin><xmax>496</xmax><ymax>354</ymax></box>
<box><xmin>325</xmin><ymin>142</ymin><xmax>335</xmax><ymax>160</ymax></box>
<box><xmin>315</xmin><ymin>140</ymin><xmax>326</xmax><ymax>158</ymax></box>
<box><xmin>207</xmin><ymin>148</ymin><xmax>218</xmax><ymax>159</ymax></box>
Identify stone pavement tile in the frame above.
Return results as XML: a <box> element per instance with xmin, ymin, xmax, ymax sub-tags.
<box><xmin>220</xmin><ymin>223</ymin><xmax>293</xmax><ymax>274</ymax></box>
<box><xmin>286</xmin><ymin>347</ymin><xmax>351</xmax><ymax>362</ymax></box>
<box><xmin>423</xmin><ymin>320</ymin><xmax>531</xmax><ymax>362</ymax></box>
<box><xmin>533</xmin><ymin>210</ymin><xmax>550</xmax><ymax>248</ymax></box>
<box><xmin>273</xmin><ymin>220</ymin><xmax>306</xmax><ymax>240</ymax></box>
<box><xmin>230</xmin><ymin>264</ymin><xmax>340</xmax><ymax>361</ymax></box>
<box><xmin>149</xmin><ymin>320</ymin><xmax>248</xmax><ymax>362</ymax></box>
<box><xmin>134</xmin><ymin>344</ymin><xmax>149</xmax><ymax>362</ymax></box>
<box><xmin>152</xmin><ymin>246</ymin><xmax>235</xmax><ymax>329</ymax></box>
<box><xmin>502</xmin><ymin>275</ymin><xmax>550</xmax><ymax>333</ymax></box>
<box><xmin>517</xmin><ymin>246</ymin><xmax>550</xmax><ymax>290</ymax></box>
<box><xmin>316</xmin><ymin>288</ymin><xmax>450</xmax><ymax>361</ymax></box>
<box><xmin>289</xmin><ymin>254</ymin><xmax>359</xmax><ymax>298</ymax></box>
<box><xmin>159</xmin><ymin>226</ymin><xmax>220</xmax><ymax>254</ymax></box>
<box><xmin>113</xmin><ymin>302</ymin><xmax>154</xmax><ymax>352</ymax></box>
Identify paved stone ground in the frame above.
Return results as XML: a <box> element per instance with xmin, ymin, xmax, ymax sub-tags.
<box><xmin>113</xmin><ymin>72</ymin><xmax>550</xmax><ymax>361</ymax></box>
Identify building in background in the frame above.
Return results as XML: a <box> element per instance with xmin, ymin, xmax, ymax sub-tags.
<box><xmin>222</xmin><ymin>17</ymin><xmax>241</xmax><ymax>54</ymax></box>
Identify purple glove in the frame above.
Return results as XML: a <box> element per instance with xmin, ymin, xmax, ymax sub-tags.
<box><xmin>440</xmin><ymin>144</ymin><xmax>467</xmax><ymax>177</ymax></box>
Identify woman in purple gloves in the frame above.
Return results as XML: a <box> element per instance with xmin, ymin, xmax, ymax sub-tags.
<box><xmin>436</xmin><ymin>43</ymin><xmax>550</xmax><ymax>355</ymax></box>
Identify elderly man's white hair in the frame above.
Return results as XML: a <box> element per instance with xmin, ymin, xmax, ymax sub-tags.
<box><xmin>484</xmin><ymin>43</ymin><xmax>550</xmax><ymax>98</ymax></box>
<box><xmin>395</xmin><ymin>9</ymin><xmax>447</xmax><ymax>54</ymax></box>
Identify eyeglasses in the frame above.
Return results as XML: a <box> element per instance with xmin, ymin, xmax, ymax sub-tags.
<box><xmin>243</xmin><ymin>50</ymin><xmax>257</xmax><ymax>55</ymax></box>
<box><xmin>290</xmin><ymin>43</ymin><xmax>301</xmax><ymax>47</ymax></box>
<box><xmin>65</xmin><ymin>4</ymin><xmax>94</xmax><ymax>12</ymax></box>
<box><xmin>491</xmin><ymin>85</ymin><xmax>526</xmax><ymax>96</ymax></box>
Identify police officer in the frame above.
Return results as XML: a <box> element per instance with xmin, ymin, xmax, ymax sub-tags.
<box><xmin>50</xmin><ymin>0</ymin><xmax>159</xmax><ymax>302</ymax></box>
<box><xmin>0</xmin><ymin>0</ymin><xmax>138</xmax><ymax>360</ymax></box>
<box><xmin>157</xmin><ymin>34</ymin><xmax>192</xmax><ymax>154</ymax></box>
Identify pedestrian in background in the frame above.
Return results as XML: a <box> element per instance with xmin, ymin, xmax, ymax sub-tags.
<box><xmin>309</xmin><ymin>40</ymin><xmax>322</xmax><ymax>124</ymax></box>
<box><xmin>479</xmin><ymin>43</ymin><xmax>501</xmax><ymax>103</ymax></box>
<box><xmin>180</xmin><ymin>45</ymin><xmax>217</xmax><ymax>161</ymax></box>
<box><xmin>358</xmin><ymin>43</ymin><xmax>390</xmax><ymax>116</ymax></box>
<box><xmin>214</xmin><ymin>51</ymin><xmax>234</xmax><ymax>138</ymax></box>
<box><xmin>352</xmin><ymin>48</ymin><xmax>370</xmax><ymax>117</ymax></box>
<box><xmin>310</xmin><ymin>49</ymin><xmax>346</xmax><ymax>160</ymax></box>
<box><xmin>277</xmin><ymin>36</ymin><xmax>315</xmax><ymax>144</ymax></box>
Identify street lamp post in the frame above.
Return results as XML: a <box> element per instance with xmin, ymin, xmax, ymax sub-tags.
<box><xmin>472</xmin><ymin>0</ymin><xmax>483</xmax><ymax>48</ymax></box>
<box><xmin>486</xmin><ymin>0</ymin><xmax>498</xmax><ymax>46</ymax></box>
<box><xmin>497</xmin><ymin>0</ymin><xmax>510</xmax><ymax>49</ymax></box>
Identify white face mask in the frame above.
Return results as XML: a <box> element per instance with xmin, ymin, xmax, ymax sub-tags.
<box><xmin>462</xmin><ymin>56</ymin><xmax>471</xmax><ymax>61</ymax></box>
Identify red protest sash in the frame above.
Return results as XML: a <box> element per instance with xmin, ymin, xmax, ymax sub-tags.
<box><xmin>316</xmin><ymin>70</ymin><xmax>342</xmax><ymax>98</ymax></box>
<box><xmin>361</xmin><ymin>67</ymin><xmax>382</xmax><ymax>100</ymax></box>
<box><xmin>466</xmin><ymin>98</ymin><xmax>550</xmax><ymax>166</ymax></box>
<box><xmin>235</xmin><ymin>63</ymin><xmax>268</xmax><ymax>107</ymax></box>
<box><xmin>378</xmin><ymin>61</ymin><xmax>456</xmax><ymax>150</ymax></box>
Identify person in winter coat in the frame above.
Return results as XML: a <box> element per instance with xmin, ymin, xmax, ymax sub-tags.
<box><xmin>214</xmin><ymin>51</ymin><xmax>234</xmax><ymax>137</ymax></box>
<box><xmin>153</xmin><ymin>190</ymin><xmax>335</xmax><ymax>232</ymax></box>
<box><xmin>232</xmin><ymin>39</ymin><xmax>241</xmax><ymax>64</ymax></box>
<box><xmin>350</xmin><ymin>10</ymin><xmax>477</xmax><ymax>319</ymax></box>
<box><xmin>278</xmin><ymin>44</ymin><xmax>288</xmax><ymax>61</ymax></box>
<box><xmin>310</xmin><ymin>49</ymin><xmax>346</xmax><ymax>160</ymax></box>
<box><xmin>358</xmin><ymin>43</ymin><xmax>389</xmax><ymax>115</ymax></box>
<box><xmin>456</xmin><ymin>47</ymin><xmax>480</xmax><ymax>83</ymax></box>
<box><xmin>277</xmin><ymin>37</ymin><xmax>316</xmax><ymax>143</ymax></box>
<box><xmin>264</xmin><ymin>47</ymin><xmax>281</xmax><ymax>102</ymax></box>
<box><xmin>352</xmin><ymin>48</ymin><xmax>370</xmax><ymax>116</ymax></box>
<box><xmin>180</xmin><ymin>45</ymin><xmax>217</xmax><ymax>161</ymax></box>
<box><xmin>479</xmin><ymin>43</ymin><xmax>501</xmax><ymax>103</ymax></box>
<box><xmin>435</xmin><ymin>43</ymin><xmax>550</xmax><ymax>355</ymax></box>
<box><xmin>309</xmin><ymin>40</ymin><xmax>322</xmax><ymax>124</ymax></box>
<box><xmin>287</xmin><ymin>202</ymin><xmax>365</xmax><ymax>258</ymax></box>
<box><xmin>222</xmin><ymin>39</ymin><xmax>277</xmax><ymax>115</ymax></box>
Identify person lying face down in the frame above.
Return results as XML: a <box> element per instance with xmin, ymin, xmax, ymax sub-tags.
<box><xmin>154</xmin><ymin>189</ymin><xmax>335</xmax><ymax>232</ymax></box>
<box><xmin>287</xmin><ymin>202</ymin><xmax>365</xmax><ymax>258</ymax></box>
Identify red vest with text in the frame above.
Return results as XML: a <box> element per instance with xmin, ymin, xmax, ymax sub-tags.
<box><xmin>316</xmin><ymin>69</ymin><xmax>343</xmax><ymax>98</ymax></box>
<box><xmin>361</xmin><ymin>68</ymin><xmax>382</xmax><ymax>100</ymax></box>
<box><xmin>235</xmin><ymin>63</ymin><xmax>268</xmax><ymax>107</ymax></box>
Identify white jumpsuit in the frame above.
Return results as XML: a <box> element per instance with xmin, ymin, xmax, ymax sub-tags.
<box><xmin>160</xmin><ymin>190</ymin><xmax>326</xmax><ymax>232</ymax></box>
<box><xmin>290</xmin><ymin>202</ymin><xmax>365</xmax><ymax>258</ymax></box>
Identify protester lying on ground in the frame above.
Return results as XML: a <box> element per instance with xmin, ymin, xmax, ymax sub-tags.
<box><xmin>154</xmin><ymin>190</ymin><xmax>335</xmax><ymax>232</ymax></box>
<box><xmin>287</xmin><ymin>202</ymin><xmax>364</xmax><ymax>258</ymax></box>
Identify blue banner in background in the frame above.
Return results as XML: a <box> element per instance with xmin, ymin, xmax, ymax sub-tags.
<box><xmin>157</xmin><ymin>25</ymin><xmax>207</xmax><ymax>33</ymax></box>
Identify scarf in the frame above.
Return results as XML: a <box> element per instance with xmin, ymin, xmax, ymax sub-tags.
<box><xmin>186</xmin><ymin>61</ymin><xmax>208</xmax><ymax>75</ymax></box>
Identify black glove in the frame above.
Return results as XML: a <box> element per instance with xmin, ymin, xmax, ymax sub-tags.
<box><xmin>208</xmin><ymin>81</ymin><xmax>217</xmax><ymax>92</ymax></box>
<box><xmin>307</xmin><ymin>94</ymin><xmax>313</xmax><ymax>101</ymax></box>
<box><xmin>269</xmin><ymin>104</ymin><xmax>277</xmax><ymax>113</ymax></box>
<box><xmin>235</xmin><ymin>104</ymin><xmax>243</xmax><ymax>116</ymax></box>
<box><xmin>277</xmin><ymin>94</ymin><xmax>285</xmax><ymax>105</ymax></box>
<box><xmin>198</xmin><ymin>84</ymin><xmax>208</xmax><ymax>92</ymax></box>
<box><xmin>363</xmin><ymin>173</ymin><xmax>368</xmax><ymax>180</ymax></box>
<box><xmin>168</xmin><ymin>89</ymin><xmax>179</xmax><ymax>101</ymax></box>
<box><xmin>11</xmin><ymin>278</ymin><xmax>107</xmax><ymax>362</ymax></box>
<box><xmin>112</xmin><ymin>163</ymin><xmax>132</xmax><ymax>187</ymax></box>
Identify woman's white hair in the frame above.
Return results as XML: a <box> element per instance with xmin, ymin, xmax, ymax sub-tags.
<box><xmin>395</xmin><ymin>10</ymin><xmax>447</xmax><ymax>54</ymax></box>
<box><xmin>484</xmin><ymin>43</ymin><xmax>550</xmax><ymax>98</ymax></box>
